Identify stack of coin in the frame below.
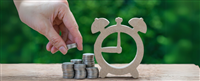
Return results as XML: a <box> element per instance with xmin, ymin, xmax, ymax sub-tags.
<box><xmin>67</xmin><ymin>43</ymin><xmax>77</xmax><ymax>50</ymax></box>
<box><xmin>62</xmin><ymin>62</ymin><xmax>74</xmax><ymax>79</ymax></box>
<box><xmin>86</xmin><ymin>67</ymin><xmax>99</xmax><ymax>78</ymax></box>
<box><xmin>82</xmin><ymin>53</ymin><xmax>95</xmax><ymax>67</ymax></box>
<box><xmin>71</xmin><ymin>59</ymin><xmax>82</xmax><ymax>64</ymax></box>
<box><xmin>74</xmin><ymin>64</ymin><xmax>86</xmax><ymax>79</ymax></box>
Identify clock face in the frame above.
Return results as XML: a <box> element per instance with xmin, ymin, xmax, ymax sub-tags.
<box><xmin>101</xmin><ymin>32</ymin><xmax>137</xmax><ymax>67</ymax></box>
<box><xmin>95</xmin><ymin>27</ymin><xmax>137</xmax><ymax>67</ymax></box>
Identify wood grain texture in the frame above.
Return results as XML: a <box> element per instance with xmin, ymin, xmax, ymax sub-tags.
<box><xmin>1</xmin><ymin>64</ymin><xmax>199</xmax><ymax>81</ymax></box>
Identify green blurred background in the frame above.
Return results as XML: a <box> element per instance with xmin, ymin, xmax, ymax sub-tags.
<box><xmin>0</xmin><ymin>0</ymin><xmax>200</xmax><ymax>66</ymax></box>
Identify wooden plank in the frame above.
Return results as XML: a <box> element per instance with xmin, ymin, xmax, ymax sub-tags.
<box><xmin>1</xmin><ymin>64</ymin><xmax>199</xmax><ymax>81</ymax></box>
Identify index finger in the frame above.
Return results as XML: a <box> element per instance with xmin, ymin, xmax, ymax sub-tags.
<box><xmin>62</xmin><ymin>7</ymin><xmax>83</xmax><ymax>51</ymax></box>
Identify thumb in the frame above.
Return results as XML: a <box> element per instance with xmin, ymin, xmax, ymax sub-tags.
<box><xmin>43</xmin><ymin>19</ymin><xmax>68</xmax><ymax>54</ymax></box>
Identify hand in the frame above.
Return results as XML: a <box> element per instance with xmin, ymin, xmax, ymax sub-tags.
<box><xmin>14</xmin><ymin>0</ymin><xmax>83</xmax><ymax>54</ymax></box>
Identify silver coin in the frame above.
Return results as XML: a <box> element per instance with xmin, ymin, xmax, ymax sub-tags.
<box><xmin>62</xmin><ymin>62</ymin><xmax>74</xmax><ymax>65</ymax></box>
<box><xmin>62</xmin><ymin>62</ymin><xmax>74</xmax><ymax>71</ymax></box>
<box><xmin>82</xmin><ymin>53</ymin><xmax>94</xmax><ymax>59</ymax></box>
<box><xmin>74</xmin><ymin>64</ymin><xmax>86</xmax><ymax>79</ymax></box>
<box><xmin>82</xmin><ymin>53</ymin><xmax>95</xmax><ymax>67</ymax></box>
<box><xmin>86</xmin><ymin>67</ymin><xmax>99</xmax><ymax>78</ymax></box>
<box><xmin>74</xmin><ymin>64</ymin><xmax>86</xmax><ymax>70</ymax></box>
<box><xmin>63</xmin><ymin>75</ymin><xmax>74</xmax><ymax>79</ymax></box>
<box><xmin>83</xmin><ymin>62</ymin><xmax>94</xmax><ymax>67</ymax></box>
<box><xmin>62</xmin><ymin>62</ymin><xmax>74</xmax><ymax>79</ymax></box>
<box><xmin>71</xmin><ymin>59</ymin><xmax>82</xmax><ymax>64</ymax></box>
<box><xmin>67</xmin><ymin>43</ymin><xmax>77</xmax><ymax>50</ymax></box>
<box><xmin>63</xmin><ymin>72</ymin><xmax>74</xmax><ymax>76</ymax></box>
<box><xmin>74</xmin><ymin>70</ymin><xmax>86</xmax><ymax>79</ymax></box>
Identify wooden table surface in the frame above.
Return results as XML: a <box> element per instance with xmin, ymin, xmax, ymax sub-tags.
<box><xmin>0</xmin><ymin>64</ymin><xmax>199</xmax><ymax>81</ymax></box>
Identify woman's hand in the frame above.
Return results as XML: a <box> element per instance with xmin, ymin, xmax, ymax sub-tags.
<box><xmin>14</xmin><ymin>0</ymin><xmax>83</xmax><ymax>54</ymax></box>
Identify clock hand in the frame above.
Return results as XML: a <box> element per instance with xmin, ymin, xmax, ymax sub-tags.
<box><xmin>117</xmin><ymin>32</ymin><xmax>122</xmax><ymax>53</ymax></box>
<box><xmin>101</xmin><ymin>46</ymin><xmax>122</xmax><ymax>53</ymax></box>
<box><xmin>101</xmin><ymin>32</ymin><xmax>122</xmax><ymax>54</ymax></box>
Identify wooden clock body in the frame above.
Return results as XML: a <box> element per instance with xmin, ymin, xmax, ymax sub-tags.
<box><xmin>91</xmin><ymin>17</ymin><xmax>147</xmax><ymax>78</ymax></box>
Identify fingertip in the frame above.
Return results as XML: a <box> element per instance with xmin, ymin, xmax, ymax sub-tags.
<box><xmin>78</xmin><ymin>48</ymin><xmax>83</xmax><ymax>51</ymax></box>
<box><xmin>46</xmin><ymin>42</ymin><xmax>52</xmax><ymax>51</ymax></box>
<box><xmin>78</xmin><ymin>44</ymin><xmax>83</xmax><ymax>51</ymax></box>
<box><xmin>59</xmin><ymin>46</ymin><xmax>68</xmax><ymax>55</ymax></box>
<box><xmin>63</xmin><ymin>48</ymin><xmax>68</xmax><ymax>55</ymax></box>
<box><xmin>63</xmin><ymin>50</ymin><xmax>68</xmax><ymax>55</ymax></box>
<box><xmin>51</xmin><ymin>46</ymin><xmax>58</xmax><ymax>54</ymax></box>
<box><xmin>75</xmin><ymin>37</ymin><xmax>83</xmax><ymax>51</ymax></box>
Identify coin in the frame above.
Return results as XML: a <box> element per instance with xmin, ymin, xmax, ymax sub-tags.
<box><xmin>86</xmin><ymin>67</ymin><xmax>99</xmax><ymax>78</ymax></box>
<box><xmin>62</xmin><ymin>62</ymin><xmax>74</xmax><ymax>79</ymax></box>
<box><xmin>67</xmin><ymin>43</ymin><xmax>77</xmax><ymax>50</ymax></box>
<box><xmin>82</xmin><ymin>53</ymin><xmax>94</xmax><ymax>60</ymax></box>
<box><xmin>71</xmin><ymin>59</ymin><xmax>82</xmax><ymax>64</ymax></box>
<box><xmin>62</xmin><ymin>53</ymin><xmax>98</xmax><ymax>79</ymax></box>
<box><xmin>74</xmin><ymin>64</ymin><xmax>86</xmax><ymax>70</ymax></box>
<box><xmin>82</xmin><ymin>53</ymin><xmax>95</xmax><ymax>67</ymax></box>
<box><xmin>74</xmin><ymin>64</ymin><xmax>86</xmax><ymax>79</ymax></box>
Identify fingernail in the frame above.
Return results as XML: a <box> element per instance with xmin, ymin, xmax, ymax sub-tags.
<box><xmin>51</xmin><ymin>48</ymin><xmax>55</xmax><ymax>54</ymax></box>
<box><xmin>59</xmin><ymin>46</ymin><xmax>67</xmax><ymax>54</ymax></box>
